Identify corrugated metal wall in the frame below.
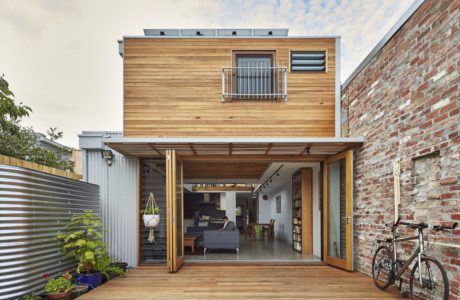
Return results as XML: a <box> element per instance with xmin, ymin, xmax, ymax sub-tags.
<box><xmin>0</xmin><ymin>164</ymin><xmax>100</xmax><ymax>300</ymax></box>
<box><xmin>84</xmin><ymin>149</ymin><xmax>138</xmax><ymax>267</ymax></box>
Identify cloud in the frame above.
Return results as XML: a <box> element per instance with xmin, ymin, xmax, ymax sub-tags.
<box><xmin>0</xmin><ymin>0</ymin><xmax>413</xmax><ymax>147</ymax></box>
<box><xmin>0</xmin><ymin>0</ymin><xmax>81</xmax><ymax>40</ymax></box>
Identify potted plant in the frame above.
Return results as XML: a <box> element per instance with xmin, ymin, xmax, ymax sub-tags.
<box><xmin>110</xmin><ymin>261</ymin><xmax>128</xmax><ymax>273</ymax></box>
<box><xmin>96</xmin><ymin>253</ymin><xmax>125</xmax><ymax>284</ymax></box>
<box><xmin>57</xmin><ymin>210</ymin><xmax>105</xmax><ymax>289</ymax></box>
<box><xmin>43</xmin><ymin>273</ymin><xmax>73</xmax><ymax>300</ymax></box>
<box><xmin>21</xmin><ymin>293</ymin><xmax>42</xmax><ymax>300</ymax></box>
<box><xmin>70</xmin><ymin>284</ymin><xmax>90</xmax><ymax>300</ymax></box>
<box><xmin>142</xmin><ymin>193</ymin><xmax>161</xmax><ymax>242</ymax></box>
<box><xmin>143</xmin><ymin>193</ymin><xmax>161</xmax><ymax>227</ymax></box>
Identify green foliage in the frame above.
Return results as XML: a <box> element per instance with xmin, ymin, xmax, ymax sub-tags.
<box><xmin>20</xmin><ymin>293</ymin><xmax>42</xmax><ymax>300</ymax></box>
<box><xmin>0</xmin><ymin>74</ymin><xmax>31</xmax><ymax>131</ymax></box>
<box><xmin>0</xmin><ymin>75</ymin><xmax>73</xmax><ymax>172</ymax></box>
<box><xmin>57</xmin><ymin>210</ymin><xmax>105</xmax><ymax>273</ymax></box>
<box><xmin>142</xmin><ymin>206</ymin><xmax>161</xmax><ymax>215</ymax></box>
<box><xmin>44</xmin><ymin>276</ymin><xmax>73</xmax><ymax>294</ymax></box>
<box><xmin>96</xmin><ymin>253</ymin><xmax>125</xmax><ymax>280</ymax></box>
<box><xmin>47</xmin><ymin>127</ymin><xmax>63</xmax><ymax>142</ymax></box>
<box><xmin>0</xmin><ymin>126</ymin><xmax>73</xmax><ymax>171</ymax></box>
<box><xmin>106</xmin><ymin>266</ymin><xmax>124</xmax><ymax>278</ymax></box>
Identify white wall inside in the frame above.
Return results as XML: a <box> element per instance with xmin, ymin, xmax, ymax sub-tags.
<box><xmin>223</xmin><ymin>191</ymin><xmax>236</xmax><ymax>223</ymax></box>
<box><xmin>258</xmin><ymin>164</ymin><xmax>322</xmax><ymax>257</ymax></box>
<box><xmin>258</xmin><ymin>194</ymin><xmax>271</xmax><ymax>223</ymax></box>
<box><xmin>268</xmin><ymin>181</ymin><xmax>292</xmax><ymax>244</ymax></box>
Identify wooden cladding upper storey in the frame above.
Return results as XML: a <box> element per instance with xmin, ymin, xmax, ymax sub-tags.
<box><xmin>123</xmin><ymin>37</ymin><xmax>337</xmax><ymax>137</ymax></box>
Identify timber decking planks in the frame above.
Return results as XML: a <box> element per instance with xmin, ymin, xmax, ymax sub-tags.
<box><xmin>80</xmin><ymin>265</ymin><xmax>402</xmax><ymax>299</ymax></box>
<box><xmin>123</xmin><ymin>37</ymin><xmax>337</xmax><ymax>138</ymax></box>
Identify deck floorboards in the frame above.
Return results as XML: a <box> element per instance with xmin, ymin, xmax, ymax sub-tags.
<box><xmin>79</xmin><ymin>265</ymin><xmax>402</xmax><ymax>299</ymax></box>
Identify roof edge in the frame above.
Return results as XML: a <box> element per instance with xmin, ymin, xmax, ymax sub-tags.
<box><xmin>102</xmin><ymin>136</ymin><xmax>365</xmax><ymax>144</ymax></box>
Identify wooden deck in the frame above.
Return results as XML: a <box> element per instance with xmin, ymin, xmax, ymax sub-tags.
<box><xmin>80</xmin><ymin>265</ymin><xmax>402</xmax><ymax>299</ymax></box>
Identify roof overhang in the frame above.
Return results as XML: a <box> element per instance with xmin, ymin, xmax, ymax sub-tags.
<box><xmin>103</xmin><ymin>137</ymin><xmax>364</xmax><ymax>162</ymax></box>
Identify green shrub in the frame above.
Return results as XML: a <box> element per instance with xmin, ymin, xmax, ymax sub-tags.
<box><xmin>44</xmin><ymin>276</ymin><xmax>73</xmax><ymax>294</ymax></box>
<box><xmin>96</xmin><ymin>253</ymin><xmax>125</xmax><ymax>280</ymax></box>
<box><xmin>20</xmin><ymin>293</ymin><xmax>41</xmax><ymax>300</ymax></box>
<box><xmin>142</xmin><ymin>206</ymin><xmax>160</xmax><ymax>214</ymax></box>
<box><xmin>57</xmin><ymin>210</ymin><xmax>105</xmax><ymax>273</ymax></box>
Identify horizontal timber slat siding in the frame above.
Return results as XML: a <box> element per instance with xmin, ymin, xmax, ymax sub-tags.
<box><xmin>123</xmin><ymin>38</ymin><xmax>336</xmax><ymax>137</ymax></box>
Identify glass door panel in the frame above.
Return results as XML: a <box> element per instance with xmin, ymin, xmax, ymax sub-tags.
<box><xmin>175</xmin><ymin>158</ymin><xmax>184</xmax><ymax>270</ymax></box>
<box><xmin>323</xmin><ymin>150</ymin><xmax>353</xmax><ymax>271</ymax></box>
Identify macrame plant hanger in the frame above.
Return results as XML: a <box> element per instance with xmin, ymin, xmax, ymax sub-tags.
<box><xmin>144</xmin><ymin>193</ymin><xmax>158</xmax><ymax>243</ymax></box>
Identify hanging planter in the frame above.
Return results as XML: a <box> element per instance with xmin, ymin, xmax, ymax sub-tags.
<box><xmin>142</xmin><ymin>193</ymin><xmax>161</xmax><ymax>243</ymax></box>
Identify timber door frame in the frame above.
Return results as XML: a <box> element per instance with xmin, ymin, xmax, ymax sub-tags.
<box><xmin>322</xmin><ymin>150</ymin><xmax>353</xmax><ymax>271</ymax></box>
<box><xmin>166</xmin><ymin>150</ymin><xmax>185</xmax><ymax>272</ymax></box>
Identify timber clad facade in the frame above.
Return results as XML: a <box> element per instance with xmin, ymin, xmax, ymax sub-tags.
<box><xmin>123</xmin><ymin>37</ymin><xmax>337</xmax><ymax>137</ymax></box>
<box><xmin>342</xmin><ymin>0</ymin><xmax>459</xmax><ymax>297</ymax></box>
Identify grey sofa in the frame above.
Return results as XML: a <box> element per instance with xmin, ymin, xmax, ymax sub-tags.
<box><xmin>203</xmin><ymin>230</ymin><xmax>240</xmax><ymax>254</ymax></box>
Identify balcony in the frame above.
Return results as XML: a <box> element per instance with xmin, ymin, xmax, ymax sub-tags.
<box><xmin>222</xmin><ymin>66</ymin><xmax>287</xmax><ymax>101</ymax></box>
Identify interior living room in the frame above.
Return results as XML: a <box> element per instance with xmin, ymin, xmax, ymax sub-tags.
<box><xmin>180</xmin><ymin>162</ymin><xmax>322</xmax><ymax>264</ymax></box>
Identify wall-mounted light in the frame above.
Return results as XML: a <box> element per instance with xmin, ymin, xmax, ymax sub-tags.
<box><xmin>232</xmin><ymin>31</ymin><xmax>237</xmax><ymax>36</ymax></box>
<box><xmin>101</xmin><ymin>150</ymin><xmax>114</xmax><ymax>166</ymax></box>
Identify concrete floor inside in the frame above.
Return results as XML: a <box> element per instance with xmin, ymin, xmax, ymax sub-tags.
<box><xmin>184</xmin><ymin>235</ymin><xmax>321</xmax><ymax>264</ymax></box>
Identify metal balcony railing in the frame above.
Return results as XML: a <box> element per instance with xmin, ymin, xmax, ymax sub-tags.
<box><xmin>222</xmin><ymin>66</ymin><xmax>287</xmax><ymax>101</ymax></box>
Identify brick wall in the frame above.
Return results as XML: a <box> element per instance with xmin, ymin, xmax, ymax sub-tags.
<box><xmin>342</xmin><ymin>0</ymin><xmax>459</xmax><ymax>297</ymax></box>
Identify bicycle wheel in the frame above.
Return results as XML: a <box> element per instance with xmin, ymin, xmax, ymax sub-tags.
<box><xmin>410</xmin><ymin>256</ymin><xmax>449</xmax><ymax>300</ymax></box>
<box><xmin>372</xmin><ymin>245</ymin><xmax>393</xmax><ymax>290</ymax></box>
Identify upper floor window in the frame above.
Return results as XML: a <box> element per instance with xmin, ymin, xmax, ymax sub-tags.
<box><xmin>222</xmin><ymin>51</ymin><xmax>287</xmax><ymax>101</ymax></box>
<box><xmin>290</xmin><ymin>51</ymin><xmax>326</xmax><ymax>72</ymax></box>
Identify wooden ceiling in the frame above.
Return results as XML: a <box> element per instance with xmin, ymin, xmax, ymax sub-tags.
<box><xmin>183</xmin><ymin>161</ymin><xmax>269</xmax><ymax>180</ymax></box>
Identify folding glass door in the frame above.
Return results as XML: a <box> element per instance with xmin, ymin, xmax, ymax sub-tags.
<box><xmin>165</xmin><ymin>150</ymin><xmax>184</xmax><ymax>272</ymax></box>
<box><xmin>323</xmin><ymin>150</ymin><xmax>353</xmax><ymax>271</ymax></box>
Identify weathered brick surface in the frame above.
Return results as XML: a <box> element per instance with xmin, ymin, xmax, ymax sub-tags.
<box><xmin>342</xmin><ymin>0</ymin><xmax>459</xmax><ymax>297</ymax></box>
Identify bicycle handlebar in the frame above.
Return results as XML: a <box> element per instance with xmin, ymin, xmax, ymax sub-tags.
<box><xmin>398</xmin><ymin>221</ymin><xmax>457</xmax><ymax>231</ymax></box>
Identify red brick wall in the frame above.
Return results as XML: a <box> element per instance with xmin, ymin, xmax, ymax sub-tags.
<box><xmin>342</xmin><ymin>0</ymin><xmax>459</xmax><ymax>297</ymax></box>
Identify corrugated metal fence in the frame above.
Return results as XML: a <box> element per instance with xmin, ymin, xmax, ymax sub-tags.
<box><xmin>0</xmin><ymin>164</ymin><xmax>100</xmax><ymax>300</ymax></box>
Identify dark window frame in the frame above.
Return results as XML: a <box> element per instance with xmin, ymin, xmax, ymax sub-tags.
<box><xmin>231</xmin><ymin>50</ymin><xmax>277</xmax><ymax>99</ymax></box>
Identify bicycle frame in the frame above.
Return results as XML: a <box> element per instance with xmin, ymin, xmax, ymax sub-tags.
<box><xmin>391</xmin><ymin>227</ymin><xmax>427</xmax><ymax>286</ymax></box>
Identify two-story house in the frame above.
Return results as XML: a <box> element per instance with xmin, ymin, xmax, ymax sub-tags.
<box><xmin>78</xmin><ymin>1</ymin><xmax>459</xmax><ymax>297</ymax></box>
<box><xmin>80</xmin><ymin>28</ymin><xmax>364</xmax><ymax>272</ymax></box>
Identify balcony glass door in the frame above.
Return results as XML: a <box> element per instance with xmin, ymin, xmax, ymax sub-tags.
<box><xmin>166</xmin><ymin>150</ymin><xmax>184</xmax><ymax>272</ymax></box>
<box><xmin>323</xmin><ymin>150</ymin><xmax>353</xmax><ymax>271</ymax></box>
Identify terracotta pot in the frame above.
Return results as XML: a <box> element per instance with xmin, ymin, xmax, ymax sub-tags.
<box><xmin>48</xmin><ymin>290</ymin><xmax>71</xmax><ymax>300</ymax></box>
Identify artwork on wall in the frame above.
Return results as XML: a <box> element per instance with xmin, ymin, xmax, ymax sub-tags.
<box><xmin>276</xmin><ymin>195</ymin><xmax>281</xmax><ymax>213</ymax></box>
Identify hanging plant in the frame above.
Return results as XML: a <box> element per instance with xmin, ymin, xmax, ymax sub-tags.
<box><xmin>142</xmin><ymin>193</ymin><xmax>161</xmax><ymax>243</ymax></box>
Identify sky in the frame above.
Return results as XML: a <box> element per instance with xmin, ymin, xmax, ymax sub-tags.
<box><xmin>0</xmin><ymin>0</ymin><xmax>414</xmax><ymax>148</ymax></box>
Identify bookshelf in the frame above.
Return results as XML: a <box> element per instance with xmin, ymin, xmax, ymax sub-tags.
<box><xmin>292</xmin><ymin>168</ymin><xmax>313</xmax><ymax>254</ymax></box>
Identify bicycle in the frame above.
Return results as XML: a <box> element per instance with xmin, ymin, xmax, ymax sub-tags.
<box><xmin>372</xmin><ymin>218</ymin><xmax>457</xmax><ymax>299</ymax></box>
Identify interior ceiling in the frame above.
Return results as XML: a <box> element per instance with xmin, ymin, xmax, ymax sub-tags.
<box><xmin>183</xmin><ymin>161</ymin><xmax>269</xmax><ymax>180</ymax></box>
<box><xmin>257</xmin><ymin>162</ymin><xmax>320</xmax><ymax>194</ymax></box>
